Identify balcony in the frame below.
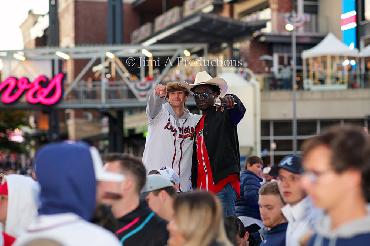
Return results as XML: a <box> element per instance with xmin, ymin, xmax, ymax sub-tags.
<box><xmin>263</xmin><ymin>13</ymin><xmax>328</xmax><ymax>34</ymax></box>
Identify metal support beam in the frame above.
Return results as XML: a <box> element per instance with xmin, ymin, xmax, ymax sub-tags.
<box><xmin>107</xmin><ymin>110</ymin><xmax>124</xmax><ymax>152</ymax></box>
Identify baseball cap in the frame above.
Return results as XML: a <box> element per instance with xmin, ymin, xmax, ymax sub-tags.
<box><xmin>158</xmin><ymin>167</ymin><xmax>180</xmax><ymax>185</ymax></box>
<box><xmin>269</xmin><ymin>155</ymin><xmax>303</xmax><ymax>177</ymax></box>
<box><xmin>142</xmin><ymin>174</ymin><xmax>173</xmax><ymax>193</ymax></box>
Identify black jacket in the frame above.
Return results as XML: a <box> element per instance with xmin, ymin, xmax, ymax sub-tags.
<box><xmin>114</xmin><ymin>201</ymin><xmax>168</xmax><ymax>246</ymax></box>
<box><xmin>192</xmin><ymin>94</ymin><xmax>246</xmax><ymax>187</ymax></box>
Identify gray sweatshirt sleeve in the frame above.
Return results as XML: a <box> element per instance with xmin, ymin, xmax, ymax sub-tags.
<box><xmin>146</xmin><ymin>89</ymin><xmax>165</xmax><ymax>119</ymax></box>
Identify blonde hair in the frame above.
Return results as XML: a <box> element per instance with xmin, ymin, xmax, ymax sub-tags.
<box><xmin>173</xmin><ymin>191</ymin><xmax>232</xmax><ymax>246</ymax></box>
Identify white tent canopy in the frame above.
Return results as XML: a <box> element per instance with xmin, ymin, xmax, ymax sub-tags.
<box><xmin>302</xmin><ymin>33</ymin><xmax>359</xmax><ymax>59</ymax></box>
<box><xmin>360</xmin><ymin>45</ymin><xmax>370</xmax><ymax>57</ymax></box>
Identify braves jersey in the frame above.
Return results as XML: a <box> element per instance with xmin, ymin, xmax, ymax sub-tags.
<box><xmin>142</xmin><ymin>92</ymin><xmax>201</xmax><ymax>192</ymax></box>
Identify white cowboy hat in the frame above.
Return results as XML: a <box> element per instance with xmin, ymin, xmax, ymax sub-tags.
<box><xmin>189</xmin><ymin>71</ymin><xmax>228</xmax><ymax>97</ymax></box>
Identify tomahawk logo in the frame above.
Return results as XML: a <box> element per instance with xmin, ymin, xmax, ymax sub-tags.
<box><xmin>280</xmin><ymin>157</ymin><xmax>293</xmax><ymax>166</ymax></box>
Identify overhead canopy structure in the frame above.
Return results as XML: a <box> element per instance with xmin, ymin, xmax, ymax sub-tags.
<box><xmin>302</xmin><ymin>33</ymin><xmax>359</xmax><ymax>59</ymax></box>
<box><xmin>360</xmin><ymin>45</ymin><xmax>370</xmax><ymax>57</ymax></box>
<box><xmin>0</xmin><ymin>43</ymin><xmax>207</xmax><ymax>109</ymax></box>
<box><xmin>301</xmin><ymin>33</ymin><xmax>360</xmax><ymax>91</ymax></box>
<box><xmin>142</xmin><ymin>13</ymin><xmax>267</xmax><ymax>47</ymax></box>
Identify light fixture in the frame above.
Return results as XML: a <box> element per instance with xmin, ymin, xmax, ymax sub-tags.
<box><xmin>13</xmin><ymin>53</ymin><xmax>26</xmax><ymax>61</ymax></box>
<box><xmin>55</xmin><ymin>51</ymin><xmax>70</xmax><ymax>60</ymax></box>
<box><xmin>106</xmin><ymin>52</ymin><xmax>115</xmax><ymax>59</ymax></box>
<box><xmin>142</xmin><ymin>49</ymin><xmax>153</xmax><ymax>58</ymax></box>
<box><xmin>183</xmin><ymin>50</ymin><xmax>191</xmax><ymax>57</ymax></box>
<box><xmin>285</xmin><ymin>23</ymin><xmax>294</xmax><ymax>32</ymax></box>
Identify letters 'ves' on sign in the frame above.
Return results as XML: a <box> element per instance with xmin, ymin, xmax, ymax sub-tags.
<box><xmin>0</xmin><ymin>73</ymin><xmax>64</xmax><ymax>106</ymax></box>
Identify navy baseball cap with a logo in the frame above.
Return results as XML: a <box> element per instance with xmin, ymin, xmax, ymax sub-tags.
<box><xmin>269</xmin><ymin>155</ymin><xmax>303</xmax><ymax>177</ymax></box>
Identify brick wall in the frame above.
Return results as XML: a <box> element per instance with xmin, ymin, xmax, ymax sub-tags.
<box><xmin>241</xmin><ymin>38</ymin><xmax>270</xmax><ymax>74</ymax></box>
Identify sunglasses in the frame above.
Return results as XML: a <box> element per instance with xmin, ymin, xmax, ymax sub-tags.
<box><xmin>192</xmin><ymin>92</ymin><xmax>213</xmax><ymax>100</ymax></box>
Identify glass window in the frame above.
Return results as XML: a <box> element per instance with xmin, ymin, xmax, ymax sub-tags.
<box><xmin>320</xmin><ymin>120</ymin><xmax>341</xmax><ymax>132</ymax></box>
<box><xmin>274</xmin><ymin>121</ymin><xmax>292</xmax><ymax>136</ymax></box>
<box><xmin>261</xmin><ymin>121</ymin><xmax>270</xmax><ymax>136</ymax></box>
<box><xmin>261</xmin><ymin>140</ymin><xmax>271</xmax><ymax>151</ymax></box>
<box><xmin>343</xmin><ymin>119</ymin><xmax>365</xmax><ymax>127</ymax></box>
<box><xmin>297</xmin><ymin>120</ymin><xmax>317</xmax><ymax>135</ymax></box>
<box><xmin>275</xmin><ymin>140</ymin><xmax>293</xmax><ymax>151</ymax></box>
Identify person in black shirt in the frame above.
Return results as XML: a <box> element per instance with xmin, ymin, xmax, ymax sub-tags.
<box><xmin>103</xmin><ymin>153</ymin><xmax>168</xmax><ymax>246</ymax></box>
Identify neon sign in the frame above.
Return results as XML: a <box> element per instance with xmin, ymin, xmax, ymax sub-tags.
<box><xmin>0</xmin><ymin>73</ymin><xmax>64</xmax><ymax>105</ymax></box>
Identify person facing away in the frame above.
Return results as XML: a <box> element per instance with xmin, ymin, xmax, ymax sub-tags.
<box><xmin>301</xmin><ymin>125</ymin><xmax>370</xmax><ymax>246</ymax></box>
<box><xmin>0</xmin><ymin>175</ymin><xmax>39</xmax><ymax>246</ymax></box>
<box><xmin>14</xmin><ymin>141</ymin><xmax>122</xmax><ymax>246</ymax></box>
<box><xmin>143</xmin><ymin>81</ymin><xmax>201</xmax><ymax>192</ymax></box>
<box><xmin>167</xmin><ymin>191</ymin><xmax>232</xmax><ymax>246</ymax></box>
<box><xmin>236</xmin><ymin>156</ymin><xmax>264</xmax><ymax>228</ymax></box>
<box><xmin>144</xmin><ymin>174</ymin><xmax>177</xmax><ymax>222</ymax></box>
<box><xmin>258</xmin><ymin>181</ymin><xmax>288</xmax><ymax>246</ymax></box>
<box><xmin>190</xmin><ymin>71</ymin><xmax>246</xmax><ymax>217</ymax></box>
<box><xmin>223</xmin><ymin>216</ymin><xmax>249</xmax><ymax>246</ymax></box>
<box><xmin>270</xmin><ymin>155</ymin><xmax>319</xmax><ymax>246</ymax></box>
<box><xmin>103</xmin><ymin>153</ymin><xmax>168</xmax><ymax>246</ymax></box>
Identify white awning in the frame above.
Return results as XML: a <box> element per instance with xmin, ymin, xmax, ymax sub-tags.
<box><xmin>302</xmin><ymin>33</ymin><xmax>359</xmax><ymax>59</ymax></box>
<box><xmin>360</xmin><ymin>45</ymin><xmax>370</xmax><ymax>57</ymax></box>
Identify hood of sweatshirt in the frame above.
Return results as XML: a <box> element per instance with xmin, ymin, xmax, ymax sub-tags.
<box><xmin>4</xmin><ymin>174</ymin><xmax>39</xmax><ymax>237</ymax></box>
<box><xmin>34</xmin><ymin>141</ymin><xmax>97</xmax><ymax>221</ymax></box>
<box><xmin>314</xmin><ymin>212</ymin><xmax>370</xmax><ymax>239</ymax></box>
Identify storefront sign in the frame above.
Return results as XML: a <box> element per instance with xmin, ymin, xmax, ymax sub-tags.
<box><xmin>0</xmin><ymin>73</ymin><xmax>64</xmax><ymax>105</ymax></box>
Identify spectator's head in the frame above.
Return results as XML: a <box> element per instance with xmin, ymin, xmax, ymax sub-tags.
<box><xmin>271</xmin><ymin>155</ymin><xmax>305</xmax><ymax>205</ymax></box>
<box><xmin>167</xmin><ymin>191</ymin><xmax>232</xmax><ymax>246</ymax></box>
<box><xmin>166</xmin><ymin>82</ymin><xmax>190</xmax><ymax>108</ymax></box>
<box><xmin>246</xmin><ymin>156</ymin><xmax>263</xmax><ymax>177</ymax></box>
<box><xmin>143</xmin><ymin>174</ymin><xmax>177</xmax><ymax>221</ymax></box>
<box><xmin>224</xmin><ymin>216</ymin><xmax>249</xmax><ymax>246</ymax></box>
<box><xmin>259</xmin><ymin>181</ymin><xmax>286</xmax><ymax>228</ymax></box>
<box><xmin>35</xmin><ymin>142</ymin><xmax>123</xmax><ymax>221</ymax></box>
<box><xmin>190</xmin><ymin>71</ymin><xmax>227</xmax><ymax>111</ymax></box>
<box><xmin>0</xmin><ymin>175</ymin><xmax>39</xmax><ymax>237</ymax></box>
<box><xmin>103</xmin><ymin>153</ymin><xmax>146</xmax><ymax>199</ymax></box>
<box><xmin>302</xmin><ymin>125</ymin><xmax>370</xmax><ymax>211</ymax></box>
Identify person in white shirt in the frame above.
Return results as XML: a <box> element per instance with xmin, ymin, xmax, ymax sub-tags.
<box><xmin>15</xmin><ymin>141</ymin><xmax>122</xmax><ymax>246</ymax></box>
<box><xmin>142</xmin><ymin>82</ymin><xmax>201</xmax><ymax>192</ymax></box>
<box><xmin>270</xmin><ymin>155</ymin><xmax>318</xmax><ymax>246</ymax></box>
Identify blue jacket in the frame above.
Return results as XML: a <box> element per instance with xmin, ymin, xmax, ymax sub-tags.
<box><xmin>35</xmin><ymin>141</ymin><xmax>96</xmax><ymax>221</ymax></box>
<box><xmin>308</xmin><ymin>213</ymin><xmax>370</xmax><ymax>246</ymax></box>
<box><xmin>308</xmin><ymin>233</ymin><xmax>370</xmax><ymax>246</ymax></box>
<box><xmin>260</xmin><ymin>223</ymin><xmax>288</xmax><ymax>246</ymax></box>
<box><xmin>235</xmin><ymin>170</ymin><xmax>262</xmax><ymax>219</ymax></box>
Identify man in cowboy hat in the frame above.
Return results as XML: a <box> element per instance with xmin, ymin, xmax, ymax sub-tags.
<box><xmin>189</xmin><ymin>71</ymin><xmax>246</xmax><ymax>216</ymax></box>
<box><xmin>142</xmin><ymin>81</ymin><xmax>201</xmax><ymax>192</ymax></box>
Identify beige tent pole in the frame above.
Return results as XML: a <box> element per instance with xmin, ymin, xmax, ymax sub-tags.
<box><xmin>327</xmin><ymin>55</ymin><xmax>331</xmax><ymax>84</ymax></box>
<box><xmin>309</xmin><ymin>58</ymin><xmax>312</xmax><ymax>83</ymax></box>
<box><xmin>303</xmin><ymin>58</ymin><xmax>307</xmax><ymax>89</ymax></box>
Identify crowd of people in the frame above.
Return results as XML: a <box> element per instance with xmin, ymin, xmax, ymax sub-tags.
<box><xmin>0</xmin><ymin>71</ymin><xmax>370</xmax><ymax>246</ymax></box>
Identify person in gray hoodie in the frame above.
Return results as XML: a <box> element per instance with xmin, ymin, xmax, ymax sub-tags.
<box><xmin>301</xmin><ymin>125</ymin><xmax>370</xmax><ymax>246</ymax></box>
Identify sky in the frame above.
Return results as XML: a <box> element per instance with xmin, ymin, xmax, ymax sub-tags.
<box><xmin>0</xmin><ymin>0</ymin><xmax>49</xmax><ymax>50</ymax></box>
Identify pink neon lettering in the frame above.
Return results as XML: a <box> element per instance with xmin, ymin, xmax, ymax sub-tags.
<box><xmin>0</xmin><ymin>73</ymin><xmax>64</xmax><ymax>105</ymax></box>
